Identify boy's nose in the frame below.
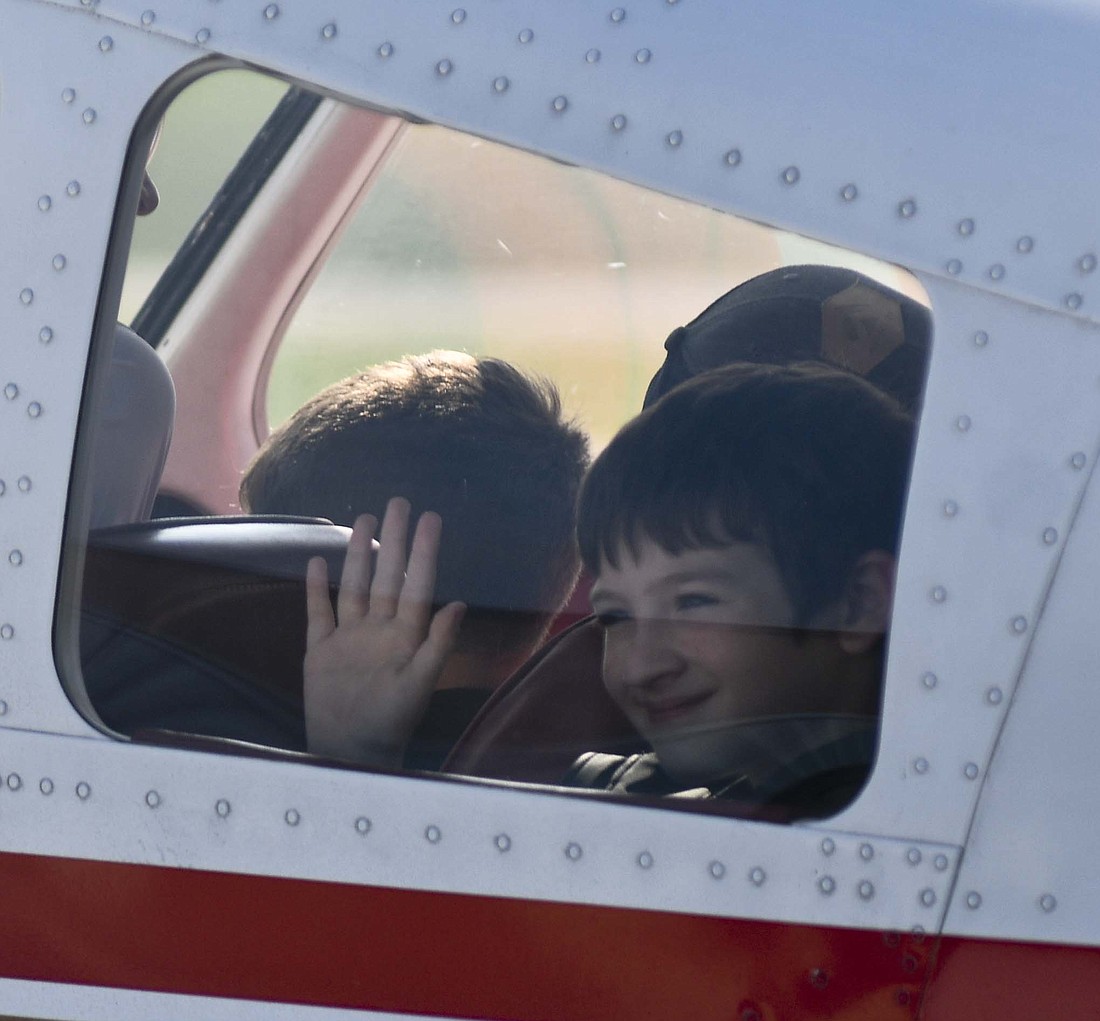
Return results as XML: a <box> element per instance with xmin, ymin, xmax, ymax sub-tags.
<box><xmin>611</xmin><ymin>617</ymin><xmax>682</xmax><ymax>688</ymax></box>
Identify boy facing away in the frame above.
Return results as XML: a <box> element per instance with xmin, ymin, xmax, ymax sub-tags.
<box><xmin>302</xmin><ymin>363</ymin><xmax>914</xmax><ymax>816</ymax></box>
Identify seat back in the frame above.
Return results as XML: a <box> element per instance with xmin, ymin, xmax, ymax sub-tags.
<box><xmin>81</xmin><ymin>516</ymin><xmax>349</xmax><ymax>748</ymax></box>
<box><xmin>444</xmin><ymin>617</ymin><xmax>645</xmax><ymax>785</ymax></box>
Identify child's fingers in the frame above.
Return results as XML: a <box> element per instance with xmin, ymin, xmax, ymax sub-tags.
<box><xmin>337</xmin><ymin>514</ymin><xmax>376</xmax><ymax>624</ymax></box>
<box><xmin>305</xmin><ymin>556</ymin><xmax>336</xmax><ymax>647</ymax></box>
<box><xmin>398</xmin><ymin>511</ymin><xmax>442</xmax><ymax>632</ymax></box>
<box><xmin>411</xmin><ymin>601</ymin><xmax>466</xmax><ymax>679</ymax></box>
<box><xmin>370</xmin><ymin>497</ymin><xmax>410</xmax><ymax>618</ymax></box>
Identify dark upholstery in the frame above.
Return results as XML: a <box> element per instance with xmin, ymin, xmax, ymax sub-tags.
<box><xmin>81</xmin><ymin>516</ymin><xmax>350</xmax><ymax>747</ymax></box>
<box><xmin>443</xmin><ymin>617</ymin><xmax>645</xmax><ymax>784</ymax></box>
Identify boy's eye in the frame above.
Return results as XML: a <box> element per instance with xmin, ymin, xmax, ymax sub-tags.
<box><xmin>675</xmin><ymin>593</ymin><xmax>719</xmax><ymax>612</ymax></box>
<box><xmin>595</xmin><ymin>610</ymin><xmax>630</xmax><ymax>629</ymax></box>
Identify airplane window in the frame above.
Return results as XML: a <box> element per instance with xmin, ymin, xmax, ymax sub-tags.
<box><xmin>71</xmin><ymin>68</ymin><xmax>930</xmax><ymax>825</ymax></box>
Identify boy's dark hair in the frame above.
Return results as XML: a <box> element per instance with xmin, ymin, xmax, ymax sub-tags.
<box><xmin>578</xmin><ymin>362</ymin><xmax>914</xmax><ymax>624</ymax></box>
<box><xmin>242</xmin><ymin>351</ymin><xmax>590</xmax><ymax>653</ymax></box>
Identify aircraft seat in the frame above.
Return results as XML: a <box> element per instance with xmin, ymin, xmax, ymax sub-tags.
<box><xmin>81</xmin><ymin>516</ymin><xmax>350</xmax><ymax>749</ymax></box>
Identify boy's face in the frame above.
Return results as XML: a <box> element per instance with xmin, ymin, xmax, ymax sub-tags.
<box><xmin>590</xmin><ymin>535</ymin><xmax>853</xmax><ymax>786</ymax></box>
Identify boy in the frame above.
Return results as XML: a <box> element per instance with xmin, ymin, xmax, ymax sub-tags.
<box><xmin>303</xmin><ymin>363</ymin><xmax>913</xmax><ymax>817</ymax></box>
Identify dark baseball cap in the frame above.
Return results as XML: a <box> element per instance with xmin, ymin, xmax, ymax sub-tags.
<box><xmin>643</xmin><ymin>265</ymin><xmax>931</xmax><ymax>412</ymax></box>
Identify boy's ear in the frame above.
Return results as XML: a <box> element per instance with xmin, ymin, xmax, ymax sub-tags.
<box><xmin>837</xmin><ymin>550</ymin><xmax>896</xmax><ymax>655</ymax></box>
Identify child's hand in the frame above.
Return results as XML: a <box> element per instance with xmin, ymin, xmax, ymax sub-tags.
<box><xmin>303</xmin><ymin>497</ymin><xmax>465</xmax><ymax>767</ymax></box>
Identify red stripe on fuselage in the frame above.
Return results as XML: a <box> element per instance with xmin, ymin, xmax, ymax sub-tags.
<box><xmin>0</xmin><ymin>850</ymin><xmax>931</xmax><ymax>1019</ymax></box>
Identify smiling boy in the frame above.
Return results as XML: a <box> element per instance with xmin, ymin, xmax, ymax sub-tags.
<box><xmin>303</xmin><ymin>363</ymin><xmax>913</xmax><ymax>817</ymax></box>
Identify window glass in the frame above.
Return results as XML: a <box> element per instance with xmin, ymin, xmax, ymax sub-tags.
<box><xmin>77</xmin><ymin>72</ymin><xmax>928</xmax><ymax>825</ymax></box>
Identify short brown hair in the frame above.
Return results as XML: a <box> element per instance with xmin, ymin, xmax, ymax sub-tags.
<box><xmin>242</xmin><ymin>351</ymin><xmax>589</xmax><ymax>652</ymax></box>
<box><xmin>578</xmin><ymin>362</ymin><xmax>914</xmax><ymax>624</ymax></box>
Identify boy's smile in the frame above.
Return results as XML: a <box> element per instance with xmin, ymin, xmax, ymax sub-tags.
<box><xmin>590</xmin><ymin>536</ymin><xmax>858</xmax><ymax>786</ymax></box>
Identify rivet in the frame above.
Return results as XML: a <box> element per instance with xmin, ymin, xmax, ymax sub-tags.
<box><xmin>18</xmin><ymin>289</ymin><xmax>32</xmax><ymax>306</ymax></box>
<box><xmin>635</xmin><ymin>48</ymin><xmax>652</xmax><ymax>63</ymax></box>
<box><xmin>492</xmin><ymin>76</ymin><xmax>510</xmax><ymax>93</ymax></box>
<box><xmin>666</xmin><ymin>130</ymin><xmax>683</xmax><ymax>148</ymax></box>
<box><xmin>1010</xmin><ymin>615</ymin><xmax>1028</xmax><ymax>634</ymax></box>
<box><xmin>902</xmin><ymin>954</ymin><xmax>919</xmax><ymax>973</ymax></box>
<box><xmin>39</xmin><ymin>778</ymin><xmax>53</xmax><ymax>795</ymax></box>
<box><xmin>1071</xmin><ymin>451</ymin><xmax>1087</xmax><ymax>469</ymax></box>
<box><xmin>52</xmin><ymin>255</ymin><xmax>66</xmax><ymax>272</ymax></box>
<box><xmin>1066</xmin><ymin>293</ymin><xmax>1084</xmax><ymax>311</ymax></box>
<box><xmin>0</xmin><ymin>625</ymin><xmax>13</xmax><ymax>641</ymax></box>
<box><xmin>610</xmin><ymin>114</ymin><xmax>627</xmax><ymax>132</ymax></box>
<box><xmin>82</xmin><ymin>109</ymin><xmax>97</xmax><ymax>125</ymax></box>
<box><xmin>494</xmin><ymin>833</ymin><xmax>511</xmax><ymax>852</ymax></box>
<box><xmin>37</xmin><ymin>195</ymin><xmax>52</xmax><ymax>212</ymax></box>
<box><xmin>840</xmin><ymin>183</ymin><xmax>858</xmax><ymax>201</ymax></box>
<box><xmin>1017</xmin><ymin>236</ymin><xmax>1034</xmax><ymax>254</ymax></box>
<box><xmin>955</xmin><ymin>414</ymin><xmax>972</xmax><ymax>432</ymax></box>
<box><xmin>62</xmin><ymin>87</ymin><xmax>76</xmax><ymax>104</ymax></box>
<box><xmin>809</xmin><ymin>968</ymin><xmax>829</xmax><ymax>989</ymax></box>
<box><xmin>748</xmin><ymin>867</ymin><xmax>766</xmax><ymax>886</ymax></box>
<box><xmin>898</xmin><ymin>991</ymin><xmax>912</xmax><ymax>1007</ymax></box>
<box><xmin>450</xmin><ymin>8</ymin><xmax>466</xmax><ymax>24</ymax></box>
<box><xmin>957</xmin><ymin>218</ymin><xmax>975</xmax><ymax>236</ymax></box>
<box><xmin>17</xmin><ymin>477</ymin><xmax>30</xmax><ymax>493</ymax></box>
<box><xmin>552</xmin><ymin>95</ymin><xmax>569</xmax><ymax>113</ymax></box>
<box><xmin>781</xmin><ymin>166</ymin><xmax>800</xmax><ymax>185</ymax></box>
<box><xmin>966</xmin><ymin>891</ymin><xmax>982</xmax><ymax>909</ymax></box>
<box><xmin>564</xmin><ymin>841</ymin><xmax>582</xmax><ymax>861</ymax></box>
<box><xmin>986</xmin><ymin>686</ymin><xmax>1004</xmax><ymax>705</ymax></box>
<box><xmin>140</xmin><ymin>9</ymin><xmax>155</xmax><ymax>26</ymax></box>
<box><xmin>725</xmin><ymin>149</ymin><xmax>743</xmax><ymax>167</ymax></box>
<box><xmin>4</xmin><ymin>383</ymin><xmax>18</xmax><ymax>399</ymax></box>
<box><xmin>911</xmin><ymin>925</ymin><xmax>926</xmax><ymax>940</ymax></box>
<box><xmin>145</xmin><ymin>790</ymin><xmax>161</xmax><ymax>808</ymax></box>
<box><xmin>610</xmin><ymin>7</ymin><xmax>626</xmax><ymax>23</ymax></box>
<box><xmin>964</xmin><ymin>762</ymin><xmax>980</xmax><ymax>780</ymax></box>
<box><xmin>973</xmin><ymin>330</ymin><xmax>989</xmax><ymax>347</ymax></box>
<box><xmin>859</xmin><ymin>843</ymin><xmax>874</xmax><ymax>861</ymax></box>
<box><xmin>8</xmin><ymin>551</ymin><xmax>23</xmax><ymax>567</ymax></box>
<box><xmin>285</xmin><ymin>808</ymin><xmax>300</xmax><ymax>826</ymax></box>
<box><xmin>38</xmin><ymin>327</ymin><xmax>52</xmax><ymax>344</ymax></box>
<box><xmin>426</xmin><ymin>825</ymin><xmax>443</xmax><ymax>844</ymax></box>
<box><xmin>354</xmin><ymin>816</ymin><xmax>371</xmax><ymax>834</ymax></box>
<box><xmin>708</xmin><ymin>860</ymin><xmax>726</xmax><ymax>879</ymax></box>
<box><xmin>66</xmin><ymin>180</ymin><xmax>81</xmax><ymax>197</ymax></box>
<box><xmin>988</xmin><ymin>263</ymin><xmax>1005</xmax><ymax>281</ymax></box>
<box><xmin>913</xmin><ymin>757</ymin><xmax>929</xmax><ymax>774</ymax></box>
<box><xmin>27</xmin><ymin>402</ymin><xmax>42</xmax><ymax>419</ymax></box>
<box><xmin>215</xmin><ymin>798</ymin><xmax>231</xmax><ymax>817</ymax></box>
<box><xmin>98</xmin><ymin>36</ymin><xmax>114</xmax><ymax>52</ymax></box>
<box><xmin>906</xmin><ymin>848</ymin><xmax>922</xmax><ymax>865</ymax></box>
<box><xmin>858</xmin><ymin>880</ymin><xmax>875</xmax><ymax>901</ymax></box>
<box><xmin>898</xmin><ymin>198</ymin><xmax>917</xmax><ymax>218</ymax></box>
<box><xmin>1039</xmin><ymin>893</ymin><xmax>1057</xmax><ymax>912</ymax></box>
<box><xmin>820</xmin><ymin>837</ymin><xmax>835</xmax><ymax>856</ymax></box>
<box><xmin>934</xmin><ymin>854</ymin><xmax>950</xmax><ymax>871</ymax></box>
<box><xmin>7</xmin><ymin>773</ymin><xmax>22</xmax><ymax>791</ymax></box>
<box><xmin>942</xmin><ymin>499</ymin><xmax>959</xmax><ymax>517</ymax></box>
<box><xmin>75</xmin><ymin>782</ymin><xmax>91</xmax><ymax>801</ymax></box>
<box><xmin>263</xmin><ymin>4</ymin><xmax>279</xmax><ymax>20</ymax></box>
<box><xmin>637</xmin><ymin>851</ymin><xmax>654</xmax><ymax>869</ymax></box>
<box><xmin>930</xmin><ymin>586</ymin><xmax>947</xmax><ymax>604</ymax></box>
<box><xmin>818</xmin><ymin>875</ymin><xmax>836</xmax><ymax>895</ymax></box>
<box><xmin>946</xmin><ymin>259</ymin><xmax>962</xmax><ymax>276</ymax></box>
<box><xmin>919</xmin><ymin>888</ymin><xmax>936</xmax><ymax>907</ymax></box>
<box><xmin>585</xmin><ymin>48</ymin><xmax>601</xmax><ymax>64</ymax></box>
<box><xmin>320</xmin><ymin>22</ymin><xmax>337</xmax><ymax>40</ymax></box>
<box><xmin>195</xmin><ymin>28</ymin><xmax>211</xmax><ymax>44</ymax></box>
<box><xmin>518</xmin><ymin>28</ymin><xmax>534</xmax><ymax>43</ymax></box>
<box><xmin>1079</xmin><ymin>253</ymin><xmax>1097</xmax><ymax>274</ymax></box>
<box><xmin>921</xmin><ymin>671</ymin><xmax>938</xmax><ymax>691</ymax></box>
<box><xmin>377</xmin><ymin>42</ymin><xmax>394</xmax><ymax>58</ymax></box>
<box><xmin>1042</xmin><ymin>527</ymin><xmax>1058</xmax><ymax>545</ymax></box>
